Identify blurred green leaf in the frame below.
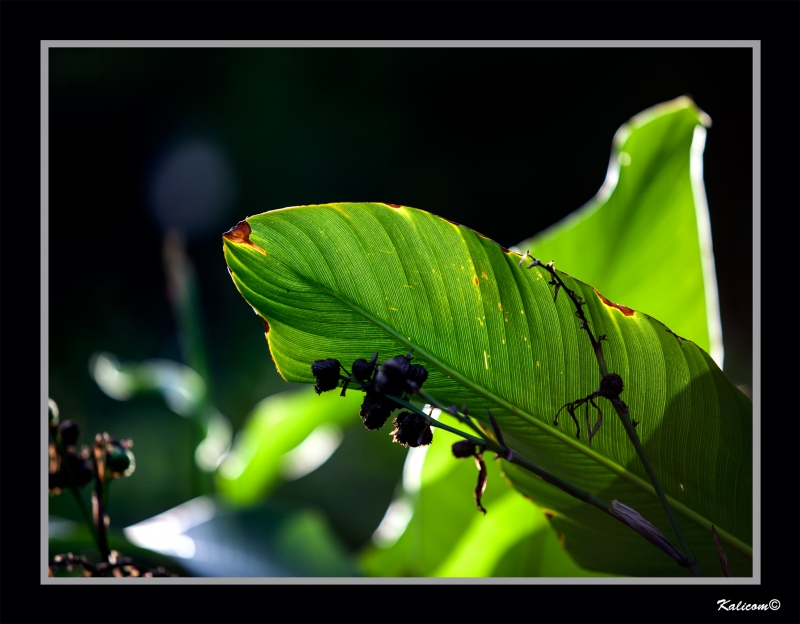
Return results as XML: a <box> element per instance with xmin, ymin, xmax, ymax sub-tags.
<box><xmin>90</xmin><ymin>351</ymin><xmax>207</xmax><ymax>417</ymax></box>
<box><xmin>514</xmin><ymin>96</ymin><xmax>722</xmax><ymax>365</ymax></box>
<box><xmin>119</xmin><ymin>497</ymin><xmax>359</xmax><ymax>576</ymax></box>
<box><xmin>265</xmin><ymin>506</ymin><xmax>359</xmax><ymax>576</ymax></box>
<box><xmin>215</xmin><ymin>386</ymin><xmax>363</xmax><ymax>505</ymax></box>
<box><xmin>89</xmin><ymin>352</ymin><xmax>232</xmax><ymax>474</ymax></box>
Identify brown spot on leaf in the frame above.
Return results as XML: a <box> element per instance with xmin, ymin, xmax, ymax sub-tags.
<box><xmin>593</xmin><ymin>288</ymin><xmax>635</xmax><ymax>316</ymax></box>
<box><xmin>543</xmin><ymin>511</ymin><xmax>554</xmax><ymax>521</ymax></box>
<box><xmin>384</xmin><ymin>203</ymin><xmax>402</xmax><ymax>209</ymax></box>
<box><xmin>223</xmin><ymin>220</ymin><xmax>266</xmax><ymax>255</ymax></box>
<box><xmin>473</xmin><ymin>276</ymin><xmax>479</xmax><ymax>286</ymax></box>
<box><xmin>259</xmin><ymin>315</ymin><xmax>270</xmax><ymax>334</ymax></box>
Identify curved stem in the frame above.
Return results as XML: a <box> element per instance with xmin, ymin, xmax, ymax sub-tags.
<box><xmin>388</xmin><ymin>393</ymin><xmax>695</xmax><ymax>571</ymax></box>
<box><xmin>532</xmin><ymin>258</ymin><xmax>701</xmax><ymax>576</ymax></box>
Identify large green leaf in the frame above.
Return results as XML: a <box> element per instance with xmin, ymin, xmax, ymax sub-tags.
<box><xmin>514</xmin><ymin>96</ymin><xmax>722</xmax><ymax>365</ymax></box>
<box><xmin>222</xmin><ymin>201</ymin><xmax>751</xmax><ymax>576</ymax></box>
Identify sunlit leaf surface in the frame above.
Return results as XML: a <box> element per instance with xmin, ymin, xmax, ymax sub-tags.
<box><xmin>223</xmin><ymin>198</ymin><xmax>750</xmax><ymax>576</ymax></box>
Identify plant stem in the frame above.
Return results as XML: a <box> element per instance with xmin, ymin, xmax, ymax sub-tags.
<box><xmin>50</xmin><ymin>430</ymin><xmax>101</xmax><ymax>554</ymax></box>
<box><xmin>417</xmin><ymin>390</ymin><xmax>488</xmax><ymax>441</ymax></box>
<box><xmin>91</xmin><ymin>440</ymin><xmax>111</xmax><ymax>562</ymax></box>
<box><xmin>612</xmin><ymin>400</ymin><xmax>703</xmax><ymax>577</ymax></box>
<box><xmin>531</xmin><ymin>257</ymin><xmax>701</xmax><ymax>576</ymax></box>
<box><xmin>386</xmin><ymin>395</ymin><xmax>487</xmax><ymax>447</ymax></box>
<box><xmin>390</xmin><ymin>393</ymin><xmax>695</xmax><ymax>571</ymax></box>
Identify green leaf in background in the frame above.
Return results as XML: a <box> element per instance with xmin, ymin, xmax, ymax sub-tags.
<box><xmin>222</xmin><ymin>199</ymin><xmax>751</xmax><ymax>576</ymax></box>
<box><xmin>359</xmin><ymin>417</ymin><xmax>609</xmax><ymax>577</ymax></box>
<box><xmin>215</xmin><ymin>386</ymin><xmax>363</xmax><ymax>505</ymax></box>
<box><xmin>513</xmin><ymin>96</ymin><xmax>722</xmax><ymax>366</ymax></box>
<box><xmin>90</xmin><ymin>352</ymin><xmax>232</xmax><ymax>474</ymax></box>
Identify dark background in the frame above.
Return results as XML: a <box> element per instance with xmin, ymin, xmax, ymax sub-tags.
<box><xmin>47</xmin><ymin>46</ymin><xmax>753</xmax><ymax>531</ymax></box>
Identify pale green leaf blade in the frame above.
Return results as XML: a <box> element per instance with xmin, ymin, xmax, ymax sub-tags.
<box><xmin>514</xmin><ymin>97</ymin><xmax>722</xmax><ymax>364</ymax></box>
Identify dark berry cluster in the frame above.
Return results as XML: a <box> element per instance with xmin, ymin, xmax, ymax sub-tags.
<box><xmin>373</xmin><ymin>354</ymin><xmax>429</xmax><ymax>396</ymax></box>
<box><xmin>48</xmin><ymin>405</ymin><xmax>136</xmax><ymax>494</ymax></box>
<box><xmin>47</xmin><ymin>418</ymin><xmax>92</xmax><ymax>494</ymax></box>
<box><xmin>308</xmin><ymin>356</ymin><xmax>510</xmax><ymax>513</ymax></box>
<box><xmin>310</xmin><ymin>350</ymin><xmax>432</xmax><ymax>446</ymax></box>
<box><xmin>96</xmin><ymin>432</ymin><xmax>136</xmax><ymax>478</ymax></box>
<box><xmin>48</xmin><ymin>419</ymin><xmax>93</xmax><ymax>491</ymax></box>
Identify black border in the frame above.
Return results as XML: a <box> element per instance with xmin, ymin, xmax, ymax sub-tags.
<box><xmin>2</xmin><ymin>2</ymin><xmax>798</xmax><ymax>623</ymax></box>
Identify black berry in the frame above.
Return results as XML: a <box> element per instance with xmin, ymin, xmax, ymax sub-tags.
<box><xmin>352</xmin><ymin>352</ymin><xmax>378</xmax><ymax>382</ymax></box>
<box><xmin>359</xmin><ymin>390</ymin><xmax>395</xmax><ymax>430</ymax></box>
<box><xmin>451</xmin><ymin>440</ymin><xmax>476</xmax><ymax>458</ymax></box>
<box><xmin>599</xmin><ymin>373</ymin><xmax>623</xmax><ymax>398</ymax></box>
<box><xmin>405</xmin><ymin>364</ymin><xmax>429</xmax><ymax>393</ymax></box>
<box><xmin>390</xmin><ymin>411</ymin><xmax>433</xmax><ymax>448</ymax></box>
<box><xmin>311</xmin><ymin>358</ymin><xmax>342</xmax><ymax>394</ymax></box>
<box><xmin>374</xmin><ymin>354</ymin><xmax>413</xmax><ymax>396</ymax></box>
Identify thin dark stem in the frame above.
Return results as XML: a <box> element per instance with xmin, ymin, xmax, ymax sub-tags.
<box><xmin>91</xmin><ymin>440</ymin><xmax>111</xmax><ymax>562</ymax></box>
<box><xmin>385</xmin><ymin>395</ymin><xmax>487</xmax><ymax>447</ymax></box>
<box><xmin>50</xmin><ymin>429</ymin><xmax>100</xmax><ymax>553</ymax></box>
<box><xmin>525</xmin><ymin>255</ymin><xmax>701</xmax><ymax>576</ymax></box>
<box><xmin>417</xmin><ymin>390</ymin><xmax>488</xmax><ymax>442</ymax></box>
<box><xmin>389</xmin><ymin>392</ymin><xmax>695</xmax><ymax>571</ymax></box>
